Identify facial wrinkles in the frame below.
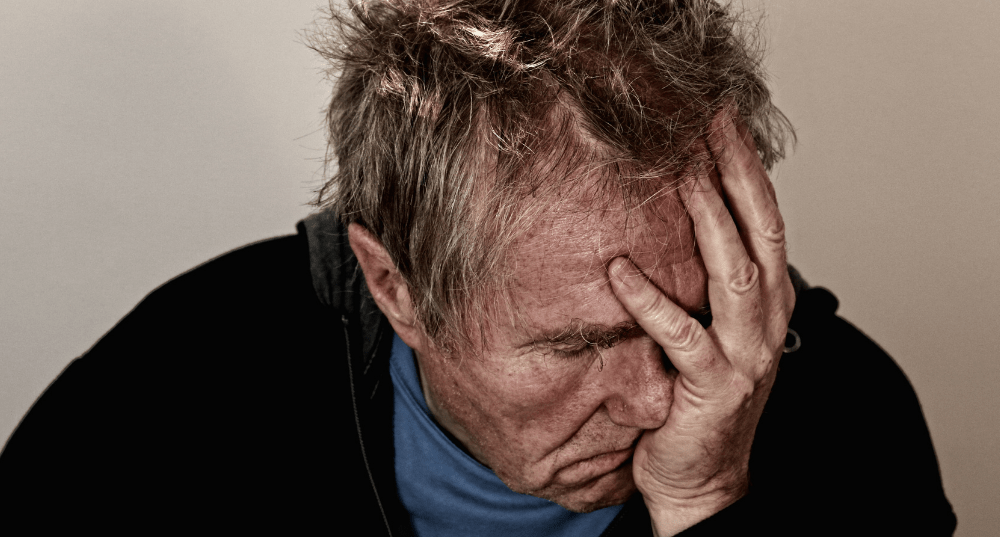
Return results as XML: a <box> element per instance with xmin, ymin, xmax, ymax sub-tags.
<box><xmin>505</xmin><ymin>190</ymin><xmax>704</xmax><ymax>437</ymax></box>
<box><xmin>514</xmin><ymin>188</ymin><xmax>704</xmax><ymax>344</ymax></box>
<box><xmin>415</xmin><ymin>180</ymin><xmax>709</xmax><ymax>508</ymax></box>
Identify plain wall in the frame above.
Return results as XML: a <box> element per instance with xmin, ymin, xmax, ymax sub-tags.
<box><xmin>1</xmin><ymin>1</ymin><xmax>996</xmax><ymax>535</ymax></box>
<box><xmin>762</xmin><ymin>3</ymin><xmax>1000</xmax><ymax>535</ymax></box>
<box><xmin>1</xmin><ymin>0</ymin><xmax>322</xmax><ymax>448</ymax></box>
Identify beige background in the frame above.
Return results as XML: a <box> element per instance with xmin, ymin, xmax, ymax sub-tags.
<box><xmin>1</xmin><ymin>1</ymin><xmax>996</xmax><ymax>534</ymax></box>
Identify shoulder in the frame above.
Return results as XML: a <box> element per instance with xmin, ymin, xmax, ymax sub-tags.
<box><xmin>744</xmin><ymin>286</ymin><xmax>957</xmax><ymax>535</ymax></box>
<box><xmin>81</xmin><ymin>228</ymin><xmax>342</xmax><ymax>360</ymax></box>
<box><xmin>121</xmin><ymin>231</ymin><xmax>317</xmax><ymax>330</ymax></box>
<box><xmin>773</xmin><ymin>286</ymin><xmax>925</xmax><ymax>435</ymax></box>
<box><xmin>0</xmin><ymin>229</ymin><xmax>361</xmax><ymax>531</ymax></box>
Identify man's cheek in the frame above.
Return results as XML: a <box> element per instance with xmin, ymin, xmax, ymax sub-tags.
<box><xmin>483</xmin><ymin>363</ymin><xmax>592</xmax><ymax>424</ymax></box>
<box><xmin>433</xmin><ymin>358</ymin><xmax>571</xmax><ymax>432</ymax></box>
<box><xmin>457</xmin><ymin>338</ymin><xmax>584</xmax><ymax>393</ymax></box>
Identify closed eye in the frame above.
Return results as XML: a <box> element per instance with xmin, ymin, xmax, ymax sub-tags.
<box><xmin>550</xmin><ymin>342</ymin><xmax>599</xmax><ymax>359</ymax></box>
<box><xmin>525</xmin><ymin>320</ymin><xmax>646</xmax><ymax>360</ymax></box>
<box><xmin>547</xmin><ymin>324</ymin><xmax>643</xmax><ymax>359</ymax></box>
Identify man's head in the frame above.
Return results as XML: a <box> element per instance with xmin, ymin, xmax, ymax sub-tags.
<box><xmin>312</xmin><ymin>0</ymin><xmax>792</xmax><ymax>512</ymax></box>
<box><xmin>311</xmin><ymin>0</ymin><xmax>791</xmax><ymax>350</ymax></box>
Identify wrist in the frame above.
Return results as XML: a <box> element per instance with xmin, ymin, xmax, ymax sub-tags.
<box><xmin>644</xmin><ymin>484</ymin><xmax>748</xmax><ymax>536</ymax></box>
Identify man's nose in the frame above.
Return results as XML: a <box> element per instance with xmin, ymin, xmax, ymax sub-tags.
<box><xmin>601</xmin><ymin>337</ymin><xmax>672</xmax><ymax>430</ymax></box>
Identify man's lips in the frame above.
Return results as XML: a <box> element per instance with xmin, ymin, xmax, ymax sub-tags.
<box><xmin>554</xmin><ymin>440</ymin><xmax>639</xmax><ymax>486</ymax></box>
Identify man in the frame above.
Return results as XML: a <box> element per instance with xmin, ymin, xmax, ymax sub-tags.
<box><xmin>0</xmin><ymin>1</ymin><xmax>955</xmax><ymax>535</ymax></box>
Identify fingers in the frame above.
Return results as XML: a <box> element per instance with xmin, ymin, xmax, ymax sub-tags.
<box><xmin>684</xmin><ymin>168</ymin><xmax>766</xmax><ymax>359</ymax></box>
<box><xmin>704</xmin><ymin>109</ymin><xmax>794</xmax><ymax>346</ymax></box>
<box><xmin>609</xmin><ymin>109</ymin><xmax>791</xmax><ymax>390</ymax></box>
<box><xmin>608</xmin><ymin>257</ymin><xmax>730</xmax><ymax>389</ymax></box>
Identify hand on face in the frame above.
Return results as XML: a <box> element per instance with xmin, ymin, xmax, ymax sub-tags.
<box><xmin>608</xmin><ymin>110</ymin><xmax>796</xmax><ymax>536</ymax></box>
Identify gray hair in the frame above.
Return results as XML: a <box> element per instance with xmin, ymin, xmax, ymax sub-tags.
<box><xmin>308</xmin><ymin>0</ymin><xmax>794</xmax><ymax>351</ymax></box>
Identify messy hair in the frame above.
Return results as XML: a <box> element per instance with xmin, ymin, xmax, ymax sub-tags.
<box><xmin>308</xmin><ymin>0</ymin><xmax>793</xmax><ymax>351</ymax></box>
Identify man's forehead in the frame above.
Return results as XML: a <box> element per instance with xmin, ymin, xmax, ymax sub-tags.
<box><xmin>507</xmin><ymin>183</ymin><xmax>705</xmax><ymax>333</ymax></box>
<box><xmin>513</xmin><ymin>185</ymin><xmax>696</xmax><ymax>281</ymax></box>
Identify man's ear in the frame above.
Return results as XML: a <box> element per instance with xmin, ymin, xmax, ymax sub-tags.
<box><xmin>347</xmin><ymin>223</ymin><xmax>423</xmax><ymax>340</ymax></box>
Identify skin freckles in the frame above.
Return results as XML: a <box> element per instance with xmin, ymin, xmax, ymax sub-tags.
<box><xmin>409</xmin><ymin>181</ymin><xmax>711</xmax><ymax>513</ymax></box>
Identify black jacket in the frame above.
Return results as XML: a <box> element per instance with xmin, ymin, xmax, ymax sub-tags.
<box><xmin>0</xmin><ymin>213</ymin><xmax>956</xmax><ymax>535</ymax></box>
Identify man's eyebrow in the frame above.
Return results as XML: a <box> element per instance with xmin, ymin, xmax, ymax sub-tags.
<box><xmin>525</xmin><ymin>320</ymin><xmax>645</xmax><ymax>350</ymax></box>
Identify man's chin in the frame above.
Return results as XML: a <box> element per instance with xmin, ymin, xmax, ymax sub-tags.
<box><xmin>545</xmin><ymin>463</ymin><xmax>637</xmax><ymax>513</ymax></box>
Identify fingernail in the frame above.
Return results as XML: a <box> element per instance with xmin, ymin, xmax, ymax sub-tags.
<box><xmin>609</xmin><ymin>257</ymin><xmax>640</xmax><ymax>291</ymax></box>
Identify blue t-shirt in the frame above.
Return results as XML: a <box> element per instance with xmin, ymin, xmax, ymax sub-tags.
<box><xmin>390</xmin><ymin>333</ymin><xmax>623</xmax><ymax>536</ymax></box>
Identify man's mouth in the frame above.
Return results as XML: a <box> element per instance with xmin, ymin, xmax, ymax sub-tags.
<box><xmin>555</xmin><ymin>436</ymin><xmax>640</xmax><ymax>487</ymax></box>
<box><xmin>557</xmin><ymin>448</ymin><xmax>634</xmax><ymax>487</ymax></box>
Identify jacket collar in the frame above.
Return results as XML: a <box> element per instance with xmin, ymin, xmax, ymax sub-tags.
<box><xmin>301</xmin><ymin>210</ymin><xmax>410</xmax><ymax>536</ymax></box>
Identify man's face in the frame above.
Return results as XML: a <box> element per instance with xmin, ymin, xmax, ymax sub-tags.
<box><xmin>412</xmin><ymin>180</ymin><xmax>710</xmax><ymax>512</ymax></box>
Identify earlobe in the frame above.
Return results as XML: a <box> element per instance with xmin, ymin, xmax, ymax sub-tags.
<box><xmin>347</xmin><ymin>223</ymin><xmax>419</xmax><ymax>332</ymax></box>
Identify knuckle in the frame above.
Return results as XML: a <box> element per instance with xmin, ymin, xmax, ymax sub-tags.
<box><xmin>752</xmin><ymin>207</ymin><xmax>787</xmax><ymax>258</ymax></box>
<box><xmin>754</xmin><ymin>348</ymin><xmax>777</xmax><ymax>377</ymax></box>
<box><xmin>728</xmin><ymin>258</ymin><xmax>760</xmax><ymax>295</ymax></box>
<box><xmin>661</xmin><ymin>313</ymin><xmax>704</xmax><ymax>352</ymax></box>
<box><xmin>759</xmin><ymin>210</ymin><xmax>786</xmax><ymax>246</ymax></box>
<box><xmin>726</xmin><ymin>373</ymin><xmax>756</xmax><ymax>407</ymax></box>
